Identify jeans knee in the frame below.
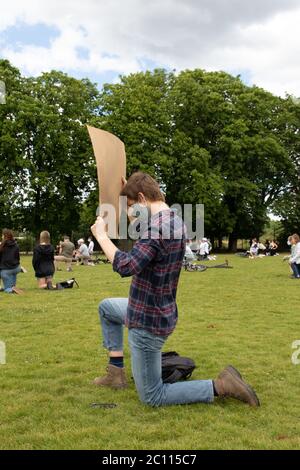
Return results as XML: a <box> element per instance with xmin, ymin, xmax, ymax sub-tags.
<box><xmin>99</xmin><ymin>299</ymin><xmax>110</xmax><ymax>318</ymax></box>
<box><xmin>137</xmin><ymin>387</ymin><xmax>163</xmax><ymax>407</ymax></box>
<box><xmin>140</xmin><ymin>395</ymin><xmax>162</xmax><ymax>408</ymax></box>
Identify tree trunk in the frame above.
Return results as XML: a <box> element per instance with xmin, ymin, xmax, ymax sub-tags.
<box><xmin>34</xmin><ymin>188</ymin><xmax>41</xmax><ymax>235</ymax></box>
<box><xmin>218</xmin><ymin>237</ymin><xmax>223</xmax><ymax>250</ymax></box>
<box><xmin>228</xmin><ymin>233</ymin><xmax>238</xmax><ymax>252</ymax></box>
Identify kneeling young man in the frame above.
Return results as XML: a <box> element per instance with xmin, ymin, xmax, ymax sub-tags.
<box><xmin>91</xmin><ymin>172</ymin><xmax>260</xmax><ymax>407</ymax></box>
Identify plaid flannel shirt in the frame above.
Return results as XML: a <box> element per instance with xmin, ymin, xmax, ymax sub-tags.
<box><xmin>113</xmin><ymin>210</ymin><xmax>186</xmax><ymax>336</ymax></box>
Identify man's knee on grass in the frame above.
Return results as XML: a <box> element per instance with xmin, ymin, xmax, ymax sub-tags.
<box><xmin>137</xmin><ymin>387</ymin><xmax>164</xmax><ymax>408</ymax></box>
<box><xmin>99</xmin><ymin>299</ymin><xmax>110</xmax><ymax>319</ymax></box>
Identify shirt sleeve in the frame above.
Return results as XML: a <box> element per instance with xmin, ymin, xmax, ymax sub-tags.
<box><xmin>113</xmin><ymin>237</ymin><xmax>160</xmax><ymax>278</ymax></box>
<box><xmin>32</xmin><ymin>248</ymin><xmax>39</xmax><ymax>270</ymax></box>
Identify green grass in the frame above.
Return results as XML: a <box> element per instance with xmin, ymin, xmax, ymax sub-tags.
<box><xmin>1</xmin><ymin>254</ymin><xmax>300</xmax><ymax>450</ymax></box>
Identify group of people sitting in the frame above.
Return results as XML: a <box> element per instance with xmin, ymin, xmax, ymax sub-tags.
<box><xmin>0</xmin><ymin>229</ymin><xmax>95</xmax><ymax>294</ymax></box>
<box><xmin>55</xmin><ymin>236</ymin><xmax>95</xmax><ymax>269</ymax></box>
<box><xmin>185</xmin><ymin>238</ymin><xmax>213</xmax><ymax>262</ymax></box>
<box><xmin>248</xmin><ymin>239</ymin><xmax>278</xmax><ymax>258</ymax></box>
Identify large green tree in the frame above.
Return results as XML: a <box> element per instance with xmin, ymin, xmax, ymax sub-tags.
<box><xmin>21</xmin><ymin>71</ymin><xmax>100</xmax><ymax>238</ymax></box>
<box><xmin>98</xmin><ymin>69</ymin><xmax>224</xmax><ymax>238</ymax></box>
<box><xmin>0</xmin><ymin>61</ymin><xmax>100</xmax><ymax>238</ymax></box>
<box><xmin>170</xmin><ymin>70</ymin><xmax>294</xmax><ymax>249</ymax></box>
<box><xmin>271</xmin><ymin>96</ymin><xmax>300</xmax><ymax>237</ymax></box>
<box><xmin>0</xmin><ymin>60</ymin><xmax>28</xmax><ymax>228</ymax></box>
<box><xmin>1</xmin><ymin>62</ymin><xmax>298</xmax><ymax>249</ymax></box>
<box><xmin>97</xmin><ymin>68</ymin><xmax>294</xmax><ymax>249</ymax></box>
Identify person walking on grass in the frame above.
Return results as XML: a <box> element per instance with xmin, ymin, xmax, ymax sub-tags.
<box><xmin>0</xmin><ymin>229</ymin><xmax>23</xmax><ymax>294</ymax></box>
<box><xmin>32</xmin><ymin>231</ymin><xmax>55</xmax><ymax>289</ymax></box>
<box><xmin>91</xmin><ymin>172</ymin><xmax>260</xmax><ymax>408</ymax></box>
<box><xmin>88</xmin><ymin>237</ymin><xmax>95</xmax><ymax>257</ymax></box>
<box><xmin>283</xmin><ymin>236</ymin><xmax>295</xmax><ymax>275</ymax></box>
<box><xmin>289</xmin><ymin>234</ymin><xmax>300</xmax><ymax>279</ymax></box>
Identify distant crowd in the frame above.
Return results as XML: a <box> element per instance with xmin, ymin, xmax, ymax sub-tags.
<box><xmin>1</xmin><ymin>228</ymin><xmax>300</xmax><ymax>294</ymax></box>
<box><xmin>248</xmin><ymin>239</ymin><xmax>279</xmax><ymax>258</ymax></box>
<box><xmin>185</xmin><ymin>238</ymin><xmax>214</xmax><ymax>261</ymax></box>
<box><xmin>0</xmin><ymin>229</ymin><xmax>96</xmax><ymax>294</ymax></box>
<box><xmin>185</xmin><ymin>238</ymin><xmax>280</xmax><ymax>261</ymax></box>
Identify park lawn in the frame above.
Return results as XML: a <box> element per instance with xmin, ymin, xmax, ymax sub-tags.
<box><xmin>0</xmin><ymin>254</ymin><xmax>300</xmax><ymax>450</ymax></box>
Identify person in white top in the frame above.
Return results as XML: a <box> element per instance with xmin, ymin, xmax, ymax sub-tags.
<box><xmin>283</xmin><ymin>235</ymin><xmax>295</xmax><ymax>275</ymax></box>
<box><xmin>76</xmin><ymin>239</ymin><xmax>90</xmax><ymax>266</ymax></box>
<box><xmin>258</xmin><ymin>242</ymin><xmax>266</xmax><ymax>255</ymax></box>
<box><xmin>290</xmin><ymin>234</ymin><xmax>300</xmax><ymax>278</ymax></box>
<box><xmin>199</xmin><ymin>238</ymin><xmax>209</xmax><ymax>260</ymax></box>
<box><xmin>88</xmin><ymin>237</ymin><xmax>95</xmax><ymax>256</ymax></box>
<box><xmin>189</xmin><ymin>239</ymin><xmax>199</xmax><ymax>253</ymax></box>
<box><xmin>249</xmin><ymin>239</ymin><xmax>259</xmax><ymax>258</ymax></box>
<box><xmin>185</xmin><ymin>241</ymin><xmax>196</xmax><ymax>261</ymax></box>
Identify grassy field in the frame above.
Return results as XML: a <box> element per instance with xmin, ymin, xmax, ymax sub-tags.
<box><xmin>1</xmin><ymin>254</ymin><xmax>300</xmax><ymax>450</ymax></box>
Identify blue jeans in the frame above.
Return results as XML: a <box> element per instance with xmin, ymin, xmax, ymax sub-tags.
<box><xmin>0</xmin><ymin>266</ymin><xmax>22</xmax><ymax>293</ymax></box>
<box><xmin>291</xmin><ymin>263</ymin><xmax>300</xmax><ymax>278</ymax></box>
<box><xmin>98</xmin><ymin>298</ymin><xmax>214</xmax><ymax>407</ymax></box>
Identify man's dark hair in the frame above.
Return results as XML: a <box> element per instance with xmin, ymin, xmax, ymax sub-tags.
<box><xmin>120</xmin><ymin>172</ymin><xmax>165</xmax><ymax>203</ymax></box>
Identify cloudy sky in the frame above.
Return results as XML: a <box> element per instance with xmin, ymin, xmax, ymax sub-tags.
<box><xmin>0</xmin><ymin>0</ymin><xmax>299</xmax><ymax>96</ymax></box>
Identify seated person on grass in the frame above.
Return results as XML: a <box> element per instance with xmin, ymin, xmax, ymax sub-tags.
<box><xmin>91</xmin><ymin>172</ymin><xmax>260</xmax><ymax>408</ymax></box>
<box><xmin>269</xmin><ymin>240</ymin><xmax>279</xmax><ymax>256</ymax></box>
<box><xmin>198</xmin><ymin>238</ymin><xmax>209</xmax><ymax>260</ymax></box>
<box><xmin>249</xmin><ymin>239</ymin><xmax>259</xmax><ymax>259</ymax></box>
<box><xmin>32</xmin><ymin>231</ymin><xmax>55</xmax><ymax>290</ymax></box>
<box><xmin>75</xmin><ymin>239</ymin><xmax>90</xmax><ymax>266</ymax></box>
<box><xmin>55</xmin><ymin>235</ymin><xmax>75</xmax><ymax>272</ymax></box>
<box><xmin>0</xmin><ymin>229</ymin><xmax>23</xmax><ymax>294</ymax></box>
<box><xmin>184</xmin><ymin>240</ymin><xmax>196</xmax><ymax>261</ymax></box>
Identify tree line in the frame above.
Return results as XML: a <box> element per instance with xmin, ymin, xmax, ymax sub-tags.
<box><xmin>0</xmin><ymin>59</ymin><xmax>299</xmax><ymax>249</ymax></box>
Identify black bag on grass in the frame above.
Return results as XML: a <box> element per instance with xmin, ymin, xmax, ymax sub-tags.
<box><xmin>161</xmin><ymin>351</ymin><xmax>195</xmax><ymax>384</ymax></box>
<box><xmin>56</xmin><ymin>278</ymin><xmax>79</xmax><ymax>290</ymax></box>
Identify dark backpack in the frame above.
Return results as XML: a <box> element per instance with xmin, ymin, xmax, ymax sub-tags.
<box><xmin>56</xmin><ymin>278</ymin><xmax>79</xmax><ymax>290</ymax></box>
<box><xmin>161</xmin><ymin>351</ymin><xmax>196</xmax><ymax>384</ymax></box>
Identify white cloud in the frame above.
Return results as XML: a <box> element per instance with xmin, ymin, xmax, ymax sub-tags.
<box><xmin>0</xmin><ymin>0</ymin><xmax>299</xmax><ymax>96</ymax></box>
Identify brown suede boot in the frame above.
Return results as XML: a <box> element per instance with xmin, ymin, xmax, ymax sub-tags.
<box><xmin>214</xmin><ymin>366</ymin><xmax>260</xmax><ymax>407</ymax></box>
<box><xmin>93</xmin><ymin>365</ymin><xmax>128</xmax><ymax>389</ymax></box>
<box><xmin>222</xmin><ymin>365</ymin><xmax>242</xmax><ymax>380</ymax></box>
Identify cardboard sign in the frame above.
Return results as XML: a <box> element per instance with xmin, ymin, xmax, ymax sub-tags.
<box><xmin>87</xmin><ymin>125</ymin><xmax>126</xmax><ymax>238</ymax></box>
